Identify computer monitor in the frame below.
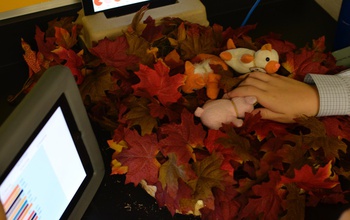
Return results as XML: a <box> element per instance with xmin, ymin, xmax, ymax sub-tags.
<box><xmin>0</xmin><ymin>65</ymin><xmax>105</xmax><ymax>220</ymax></box>
<box><xmin>81</xmin><ymin>0</ymin><xmax>176</xmax><ymax>17</ymax></box>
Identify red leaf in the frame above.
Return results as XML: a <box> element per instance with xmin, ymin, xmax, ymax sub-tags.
<box><xmin>52</xmin><ymin>46</ymin><xmax>84</xmax><ymax>84</ymax></box>
<box><xmin>155</xmin><ymin>179</ymin><xmax>194</xmax><ymax>216</ymax></box>
<box><xmin>204</xmin><ymin>130</ymin><xmax>239</xmax><ymax>176</ymax></box>
<box><xmin>114</xmin><ymin>129</ymin><xmax>161</xmax><ymax>185</ymax></box>
<box><xmin>141</xmin><ymin>16</ymin><xmax>164</xmax><ymax>43</ymax></box>
<box><xmin>200</xmin><ymin>186</ymin><xmax>240</xmax><ymax>220</ymax></box>
<box><xmin>281</xmin><ymin>161</ymin><xmax>339</xmax><ymax>191</ymax></box>
<box><xmin>132</xmin><ymin>60</ymin><xmax>185</xmax><ymax>105</ymax></box>
<box><xmin>148</xmin><ymin>102</ymin><xmax>180</xmax><ymax>122</ymax></box>
<box><xmin>321</xmin><ymin>116</ymin><xmax>350</xmax><ymax>141</ymax></box>
<box><xmin>240</xmin><ymin>171</ymin><xmax>286</xmax><ymax>220</ymax></box>
<box><xmin>34</xmin><ymin>26</ymin><xmax>59</xmax><ymax>64</ymax></box>
<box><xmin>89</xmin><ymin>36</ymin><xmax>140</xmax><ymax>68</ymax></box>
<box><xmin>159</xmin><ymin>109</ymin><xmax>206</xmax><ymax>165</ymax></box>
<box><xmin>282</xmin><ymin>49</ymin><xmax>329</xmax><ymax>80</ymax></box>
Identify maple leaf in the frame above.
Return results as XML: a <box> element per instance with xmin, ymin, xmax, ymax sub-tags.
<box><xmin>306</xmin><ymin>184</ymin><xmax>348</xmax><ymax>207</ymax></box>
<box><xmin>141</xmin><ymin>16</ymin><xmax>164</xmax><ymax>43</ymax></box>
<box><xmin>296</xmin><ymin>117</ymin><xmax>347</xmax><ymax>162</ymax></box>
<box><xmin>177</xmin><ymin>23</ymin><xmax>216</xmax><ymax>60</ymax></box>
<box><xmin>281</xmin><ymin>183</ymin><xmax>305</xmax><ymax>220</ymax></box>
<box><xmin>89</xmin><ymin>36</ymin><xmax>140</xmax><ymax>69</ymax></box>
<box><xmin>52</xmin><ymin>46</ymin><xmax>84</xmax><ymax>84</ymax></box>
<box><xmin>79</xmin><ymin>65</ymin><xmax>117</xmax><ymax>102</ymax></box>
<box><xmin>216</xmin><ymin>125</ymin><xmax>259</xmax><ymax>166</ymax></box>
<box><xmin>320</xmin><ymin>116</ymin><xmax>350</xmax><ymax>141</ymax></box>
<box><xmin>158</xmin><ymin>153</ymin><xmax>197</xmax><ymax>199</ymax></box>
<box><xmin>204</xmin><ymin>129</ymin><xmax>239</xmax><ymax>176</ymax></box>
<box><xmin>240</xmin><ymin>171</ymin><xmax>286</xmax><ymax>220</ymax></box>
<box><xmin>114</xmin><ymin>129</ymin><xmax>161</xmax><ymax>185</ymax></box>
<box><xmin>123</xmin><ymin>95</ymin><xmax>158</xmax><ymax>136</ymax></box>
<box><xmin>21</xmin><ymin>38</ymin><xmax>43</xmax><ymax>75</ymax></box>
<box><xmin>187</xmin><ymin>152</ymin><xmax>235</xmax><ymax>210</ymax></box>
<box><xmin>164</xmin><ymin>49</ymin><xmax>184</xmax><ymax>70</ymax></box>
<box><xmin>127</xmin><ymin>4</ymin><xmax>148</xmax><ymax>34</ymax></box>
<box><xmin>34</xmin><ymin>26</ymin><xmax>59</xmax><ymax>64</ymax></box>
<box><xmin>124</xmin><ymin>31</ymin><xmax>155</xmax><ymax>66</ymax></box>
<box><xmin>54</xmin><ymin>25</ymin><xmax>78</xmax><ymax>49</ymax></box>
<box><xmin>273</xmin><ymin>134</ymin><xmax>310</xmax><ymax>175</ymax></box>
<box><xmin>46</xmin><ymin>16</ymin><xmax>80</xmax><ymax>37</ymax></box>
<box><xmin>159</xmin><ymin>109</ymin><xmax>206</xmax><ymax>165</ymax></box>
<box><xmin>110</xmin><ymin>159</ymin><xmax>128</xmax><ymax>175</ymax></box>
<box><xmin>311</xmin><ymin>36</ymin><xmax>326</xmax><ymax>52</ymax></box>
<box><xmin>282</xmin><ymin>49</ymin><xmax>329</xmax><ymax>80</ymax></box>
<box><xmin>259</xmin><ymin>37</ymin><xmax>297</xmax><ymax>56</ymax></box>
<box><xmin>148</xmin><ymin>101</ymin><xmax>180</xmax><ymax>122</ymax></box>
<box><xmin>237</xmin><ymin>113</ymin><xmax>289</xmax><ymax>141</ymax></box>
<box><xmin>132</xmin><ymin>60</ymin><xmax>185</xmax><ymax>105</ymax></box>
<box><xmin>200</xmin><ymin>186</ymin><xmax>241</xmax><ymax>220</ymax></box>
<box><xmin>280</xmin><ymin>161</ymin><xmax>339</xmax><ymax>192</ymax></box>
<box><xmin>155</xmin><ymin>179</ymin><xmax>194</xmax><ymax>216</ymax></box>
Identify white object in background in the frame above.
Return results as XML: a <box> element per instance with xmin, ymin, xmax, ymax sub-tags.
<box><xmin>80</xmin><ymin>0</ymin><xmax>209</xmax><ymax>48</ymax></box>
<box><xmin>315</xmin><ymin>0</ymin><xmax>342</xmax><ymax>21</ymax></box>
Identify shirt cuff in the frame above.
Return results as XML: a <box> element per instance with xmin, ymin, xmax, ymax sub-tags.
<box><xmin>304</xmin><ymin>72</ymin><xmax>350</xmax><ymax>117</ymax></box>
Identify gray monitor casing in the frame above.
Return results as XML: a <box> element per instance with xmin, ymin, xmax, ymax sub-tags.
<box><xmin>0</xmin><ymin>65</ymin><xmax>105</xmax><ymax>219</ymax></box>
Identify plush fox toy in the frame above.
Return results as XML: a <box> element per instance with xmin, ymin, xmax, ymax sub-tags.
<box><xmin>182</xmin><ymin>54</ymin><xmax>228</xmax><ymax>100</ymax></box>
<box><xmin>220</xmin><ymin>39</ymin><xmax>280</xmax><ymax>74</ymax></box>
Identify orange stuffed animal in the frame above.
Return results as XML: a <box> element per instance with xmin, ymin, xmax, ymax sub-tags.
<box><xmin>182</xmin><ymin>54</ymin><xmax>228</xmax><ymax>99</ymax></box>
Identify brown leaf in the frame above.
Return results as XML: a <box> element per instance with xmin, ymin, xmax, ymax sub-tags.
<box><xmin>79</xmin><ymin>66</ymin><xmax>117</xmax><ymax>102</ymax></box>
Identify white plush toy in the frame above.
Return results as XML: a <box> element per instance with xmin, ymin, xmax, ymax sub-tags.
<box><xmin>194</xmin><ymin>96</ymin><xmax>257</xmax><ymax>130</ymax></box>
<box><xmin>219</xmin><ymin>39</ymin><xmax>280</xmax><ymax>74</ymax></box>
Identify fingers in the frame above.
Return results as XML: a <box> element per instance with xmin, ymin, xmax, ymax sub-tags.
<box><xmin>245</xmin><ymin>71</ymin><xmax>276</xmax><ymax>82</ymax></box>
<box><xmin>227</xmin><ymin>84</ymin><xmax>265</xmax><ymax>98</ymax></box>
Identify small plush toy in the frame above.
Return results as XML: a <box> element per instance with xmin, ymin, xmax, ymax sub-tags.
<box><xmin>194</xmin><ymin>96</ymin><xmax>257</xmax><ymax>130</ymax></box>
<box><xmin>219</xmin><ymin>39</ymin><xmax>280</xmax><ymax>74</ymax></box>
<box><xmin>182</xmin><ymin>54</ymin><xmax>228</xmax><ymax>99</ymax></box>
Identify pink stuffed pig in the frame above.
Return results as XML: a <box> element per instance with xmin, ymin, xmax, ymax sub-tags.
<box><xmin>194</xmin><ymin>96</ymin><xmax>257</xmax><ymax>130</ymax></box>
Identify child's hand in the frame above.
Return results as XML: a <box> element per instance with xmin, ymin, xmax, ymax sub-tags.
<box><xmin>226</xmin><ymin>71</ymin><xmax>319</xmax><ymax>123</ymax></box>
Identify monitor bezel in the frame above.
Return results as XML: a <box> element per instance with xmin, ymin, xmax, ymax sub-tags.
<box><xmin>0</xmin><ymin>65</ymin><xmax>105</xmax><ymax>220</ymax></box>
<box><xmin>81</xmin><ymin>0</ymin><xmax>177</xmax><ymax>17</ymax></box>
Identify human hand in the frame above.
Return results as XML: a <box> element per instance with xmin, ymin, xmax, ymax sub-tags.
<box><xmin>226</xmin><ymin>72</ymin><xmax>319</xmax><ymax>123</ymax></box>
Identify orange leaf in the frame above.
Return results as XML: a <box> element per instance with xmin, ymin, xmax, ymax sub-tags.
<box><xmin>21</xmin><ymin>38</ymin><xmax>42</xmax><ymax>75</ymax></box>
<box><xmin>281</xmin><ymin>161</ymin><xmax>339</xmax><ymax>191</ymax></box>
<box><xmin>54</xmin><ymin>25</ymin><xmax>78</xmax><ymax>49</ymax></box>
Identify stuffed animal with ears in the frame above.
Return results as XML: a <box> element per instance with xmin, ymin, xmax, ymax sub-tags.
<box><xmin>194</xmin><ymin>96</ymin><xmax>257</xmax><ymax>130</ymax></box>
<box><xmin>182</xmin><ymin>54</ymin><xmax>228</xmax><ymax>100</ymax></box>
<box><xmin>219</xmin><ymin>39</ymin><xmax>280</xmax><ymax>74</ymax></box>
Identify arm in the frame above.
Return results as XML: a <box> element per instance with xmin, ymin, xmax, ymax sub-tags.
<box><xmin>226</xmin><ymin>71</ymin><xmax>319</xmax><ymax>123</ymax></box>
<box><xmin>304</xmin><ymin>69</ymin><xmax>350</xmax><ymax>116</ymax></box>
<box><xmin>227</xmin><ymin>69</ymin><xmax>350</xmax><ymax>123</ymax></box>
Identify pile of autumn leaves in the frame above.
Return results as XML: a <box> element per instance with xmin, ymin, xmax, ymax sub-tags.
<box><xmin>19</xmin><ymin>9</ymin><xmax>350</xmax><ymax>220</ymax></box>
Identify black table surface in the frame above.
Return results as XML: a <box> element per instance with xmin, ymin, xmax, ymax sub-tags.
<box><xmin>1</xmin><ymin>0</ymin><xmax>348</xmax><ymax>219</ymax></box>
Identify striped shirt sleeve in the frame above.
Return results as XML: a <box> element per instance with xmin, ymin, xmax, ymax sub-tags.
<box><xmin>304</xmin><ymin>69</ymin><xmax>350</xmax><ymax>116</ymax></box>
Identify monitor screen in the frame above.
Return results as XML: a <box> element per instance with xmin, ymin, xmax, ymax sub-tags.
<box><xmin>0</xmin><ymin>66</ymin><xmax>105</xmax><ymax>220</ymax></box>
<box><xmin>82</xmin><ymin>0</ymin><xmax>176</xmax><ymax>17</ymax></box>
<box><xmin>93</xmin><ymin>0</ymin><xmax>149</xmax><ymax>13</ymax></box>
